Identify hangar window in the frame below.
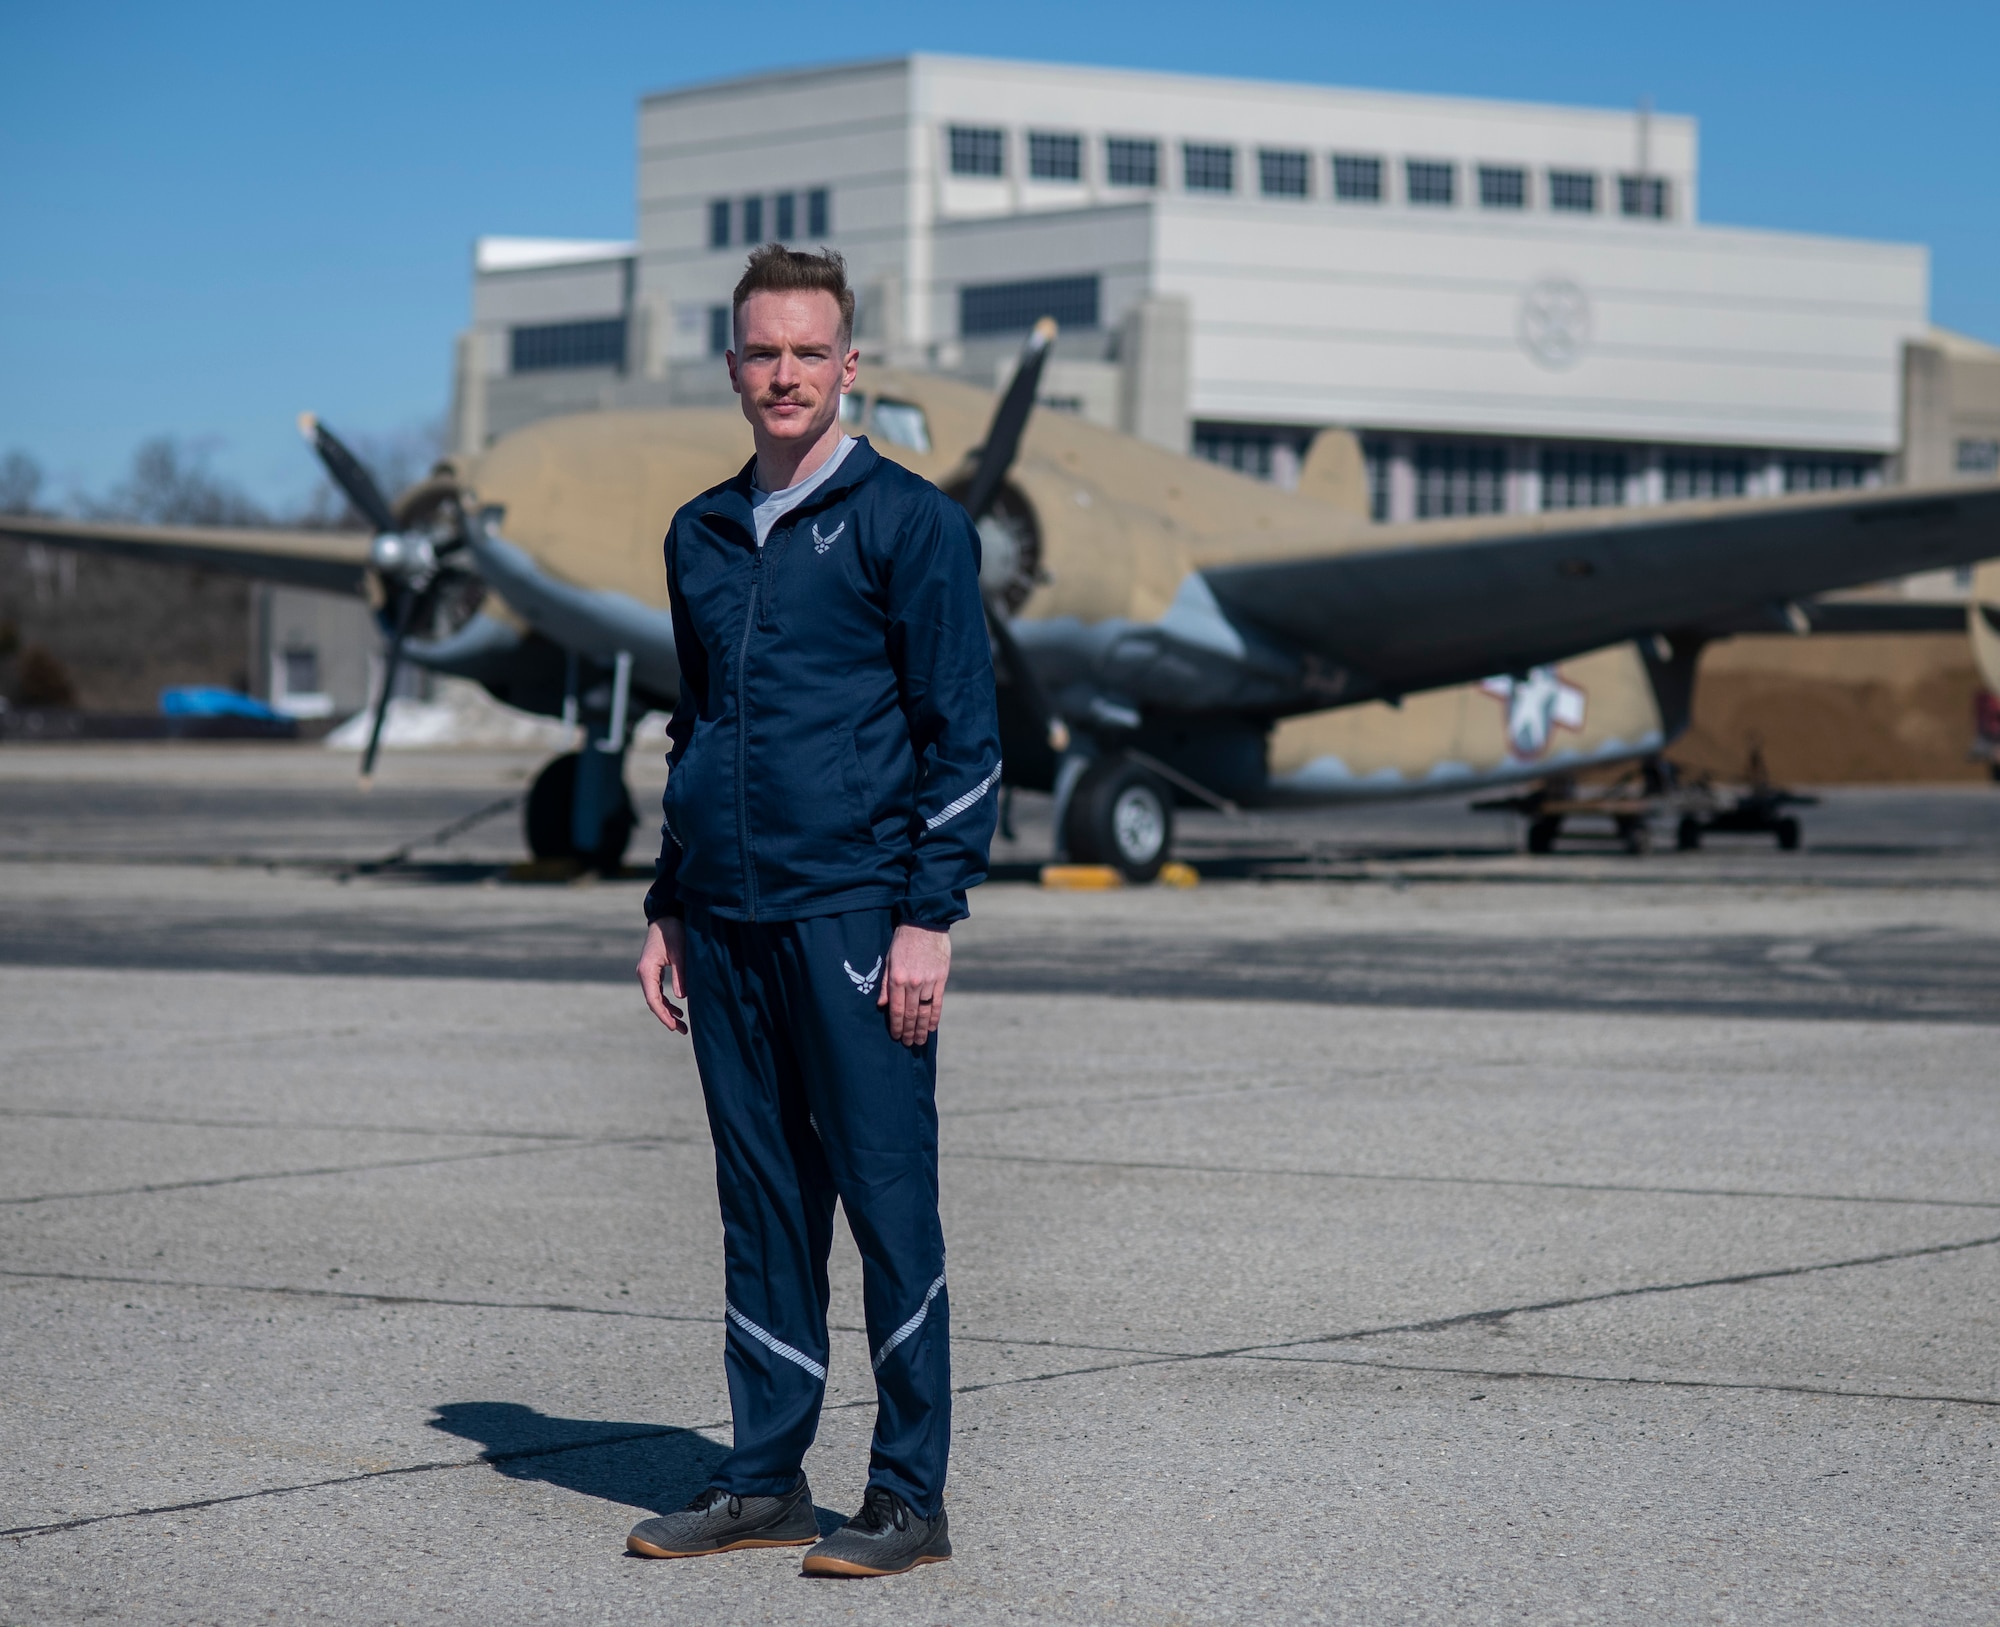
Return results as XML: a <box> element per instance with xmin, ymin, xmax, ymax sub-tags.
<box><xmin>1549</xmin><ymin>170</ymin><xmax>1597</xmax><ymax>212</ymax></box>
<box><xmin>1620</xmin><ymin>175</ymin><xmax>1670</xmax><ymax>219</ymax></box>
<box><xmin>1029</xmin><ymin>131</ymin><xmax>1083</xmax><ymax>181</ymax></box>
<box><xmin>282</xmin><ymin>648</ymin><xmax>319</xmax><ymax>696</ymax></box>
<box><xmin>1479</xmin><ymin>166</ymin><xmax>1527</xmax><ymax>209</ymax></box>
<box><xmin>1957</xmin><ymin>439</ymin><xmax>2000</xmax><ymax>475</ymax></box>
<box><xmin>1259</xmin><ymin>149</ymin><xmax>1310</xmax><ymax>198</ymax></box>
<box><xmin>1542</xmin><ymin>447</ymin><xmax>1626</xmax><ymax>509</ymax></box>
<box><xmin>511</xmin><ymin>318</ymin><xmax>627</xmax><ymax>373</ymax></box>
<box><xmin>741</xmin><ymin>195</ymin><xmax>764</xmax><ymax>243</ymax></box>
<box><xmin>960</xmin><ymin>274</ymin><xmax>1100</xmax><ymax>337</ymax></box>
<box><xmin>807</xmin><ymin>187</ymin><xmax>830</xmax><ymax>236</ymax></box>
<box><xmin>708</xmin><ymin>198</ymin><xmax>731</xmax><ymax>249</ymax></box>
<box><xmin>1785</xmin><ymin>456</ymin><xmax>1873</xmax><ymax>491</ymax></box>
<box><xmin>1332</xmin><ymin>154</ymin><xmax>1383</xmax><ymax>202</ymax></box>
<box><xmin>1405</xmin><ymin>160</ymin><xmax>1455</xmax><ymax>206</ymax></box>
<box><xmin>1664</xmin><ymin>452</ymin><xmax>1748</xmax><ymax>500</ymax></box>
<box><xmin>1361</xmin><ymin>438</ymin><xmax>1392</xmax><ymax>519</ymax></box>
<box><xmin>1415</xmin><ymin>441</ymin><xmax>1506</xmax><ymax>516</ymax></box>
<box><xmin>1193</xmin><ymin>425</ymin><xmax>1311</xmax><ymax>486</ymax></box>
<box><xmin>1106</xmin><ymin>138</ymin><xmax>1159</xmax><ymax>188</ymax></box>
<box><xmin>1183</xmin><ymin>143</ymin><xmax>1236</xmax><ymax>193</ymax></box>
<box><xmin>950</xmin><ymin>125</ymin><xmax>1006</xmax><ymax>177</ymax></box>
<box><xmin>707</xmin><ymin>306</ymin><xmax>730</xmax><ymax>356</ymax></box>
<box><xmin>774</xmin><ymin>192</ymin><xmax>795</xmax><ymax>240</ymax></box>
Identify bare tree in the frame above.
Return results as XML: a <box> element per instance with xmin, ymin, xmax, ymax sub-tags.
<box><xmin>0</xmin><ymin>451</ymin><xmax>43</xmax><ymax>516</ymax></box>
<box><xmin>88</xmin><ymin>437</ymin><xmax>271</xmax><ymax>527</ymax></box>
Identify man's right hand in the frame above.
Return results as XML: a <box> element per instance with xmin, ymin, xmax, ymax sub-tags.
<box><xmin>637</xmin><ymin>917</ymin><xmax>689</xmax><ymax>1033</ymax></box>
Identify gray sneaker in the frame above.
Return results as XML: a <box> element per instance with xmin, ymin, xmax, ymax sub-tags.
<box><xmin>802</xmin><ymin>1485</ymin><xmax>951</xmax><ymax>1577</ymax></box>
<box><xmin>626</xmin><ymin>1477</ymin><xmax>818</xmax><ymax>1558</ymax></box>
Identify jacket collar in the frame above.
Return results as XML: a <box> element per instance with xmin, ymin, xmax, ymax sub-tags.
<box><xmin>690</xmin><ymin>436</ymin><xmax>883</xmax><ymax>536</ymax></box>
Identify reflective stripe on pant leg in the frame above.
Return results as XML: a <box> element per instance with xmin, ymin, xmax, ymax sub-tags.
<box><xmin>872</xmin><ymin>1274</ymin><xmax>947</xmax><ymax>1372</ymax></box>
<box><xmin>775</xmin><ymin>909</ymin><xmax>952</xmax><ymax>1518</ymax></box>
<box><xmin>729</xmin><ymin>1303</ymin><xmax>828</xmax><ymax>1382</ymax></box>
<box><xmin>685</xmin><ymin>914</ymin><xmax>838</xmax><ymax>1498</ymax></box>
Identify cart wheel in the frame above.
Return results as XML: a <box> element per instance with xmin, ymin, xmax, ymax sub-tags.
<box><xmin>1774</xmin><ymin>816</ymin><xmax>1801</xmax><ymax>851</ymax></box>
<box><xmin>1676</xmin><ymin>816</ymin><xmax>1702</xmax><ymax>852</ymax></box>
<box><xmin>1619</xmin><ymin>816</ymin><xmax>1652</xmax><ymax>856</ymax></box>
<box><xmin>1526</xmin><ymin>816</ymin><xmax>1560</xmax><ymax>854</ymax></box>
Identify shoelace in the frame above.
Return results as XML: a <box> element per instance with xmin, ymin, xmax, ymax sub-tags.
<box><xmin>850</xmin><ymin>1485</ymin><xmax>911</xmax><ymax>1534</ymax></box>
<box><xmin>686</xmin><ymin>1487</ymin><xmax>744</xmax><ymax>1519</ymax></box>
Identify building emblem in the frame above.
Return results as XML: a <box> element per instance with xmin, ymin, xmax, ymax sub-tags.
<box><xmin>1480</xmin><ymin>666</ymin><xmax>1587</xmax><ymax>759</ymax></box>
<box><xmin>1518</xmin><ymin>277</ymin><xmax>1592</xmax><ymax>371</ymax></box>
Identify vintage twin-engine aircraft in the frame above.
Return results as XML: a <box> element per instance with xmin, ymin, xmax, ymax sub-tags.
<box><xmin>6</xmin><ymin>323</ymin><xmax>1999</xmax><ymax>878</ymax></box>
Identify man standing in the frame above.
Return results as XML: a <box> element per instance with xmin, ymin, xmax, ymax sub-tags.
<box><xmin>630</xmin><ymin>245</ymin><xmax>1000</xmax><ymax>1577</ymax></box>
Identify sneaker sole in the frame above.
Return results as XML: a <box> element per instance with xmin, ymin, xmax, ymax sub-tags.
<box><xmin>627</xmin><ymin>1533</ymin><xmax>817</xmax><ymax>1559</ymax></box>
<box><xmin>801</xmin><ymin>1550</ymin><xmax>951</xmax><ymax>1578</ymax></box>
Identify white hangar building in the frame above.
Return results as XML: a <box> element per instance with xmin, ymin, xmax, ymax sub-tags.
<box><xmin>456</xmin><ymin>53</ymin><xmax>1959</xmax><ymax>523</ymax></box>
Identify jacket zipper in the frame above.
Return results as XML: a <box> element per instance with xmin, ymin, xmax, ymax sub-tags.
<box><xmin>735</xmin><ymin>544</ymin><xmax>763</xmax><ymax>920</ymax></box>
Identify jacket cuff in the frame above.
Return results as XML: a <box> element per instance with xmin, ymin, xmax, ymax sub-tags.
<box><xmin>895</xmin><ymin>890</ymin><xmax>967</xmax><ymax>931</ymax></box>
<box><xmin>644</xmin><ymin>888</ymin><xmax>686</xmax><ymax>924</ymax></box>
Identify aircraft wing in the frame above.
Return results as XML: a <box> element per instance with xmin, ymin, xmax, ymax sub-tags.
<box><xmin>1200</xmin><ymin>483</ymin><xmax>2000</xmax><ymax>696</ymax></box>
<box><xmin>0</xmin><ymin>513</ymin><xmax>370</xmax><ymax>595</ymax></box>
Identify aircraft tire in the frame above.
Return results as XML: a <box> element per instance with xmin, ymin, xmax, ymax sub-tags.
<box><xmin>525</xmin><ymin>753</ymin><xmax>581</xmax><ymax>860</ymax></box>
<box><xmin>1525</xmin><ymin>816</ymin><xmax>1560</xmax><ymax>855</ymax></box>
<box><xmin>1065</xmin><ymin>755</ymin><xmax>1173</xmax><ymax>883</ymax></box>
<box><xmin>1676</xmin><ymin>816</ymin><xmax>1702</xmax><ymax>851</ymax></box>
<box><xmin>1774</xmin><ymin>816</ymin><xmax>1801</xmax><ymax>851</ymax></box>
<box><xmin>524</xmin><ymin>751</ymin><xmax>637</xmax><ymax>869</ymax></box>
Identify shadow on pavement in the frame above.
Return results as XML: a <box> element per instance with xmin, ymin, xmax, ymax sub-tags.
<box><xmin>427</xmin><ymin>1402</ymin><xmax>846</xmax><ymax>1536</ymax></box>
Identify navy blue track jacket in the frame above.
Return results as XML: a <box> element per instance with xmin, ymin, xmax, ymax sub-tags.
<box><xmin>643</xmin><ymin>437</ymin><xmax>1003</xmax><ymax>930</ymax></box>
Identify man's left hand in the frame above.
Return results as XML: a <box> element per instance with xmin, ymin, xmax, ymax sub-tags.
<box><xmin>880</xmin><ymin>923</ymin><xmax>951</xmax><ymax>1047</ymax></box>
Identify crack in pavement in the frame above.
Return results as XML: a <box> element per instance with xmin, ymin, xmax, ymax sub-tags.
<box><xmin>10</xmin><ymin>1230</ymin><xmax>1999</xmax><ymax>1543</ymax></box>
<box><xmin>0</xmin><ymin>1135</ymin><xmax>700</xmax><ymax>1207</ymax></box>
<box><xmin>0</xmin><ymin>1106</ymin><xmax>653</xmax><ymax>1144</ymax></box>
<box><xmin>0</xmin><ymin>1266</ymin><xmax>1162</xmax><ymax>1358</ymax></box>
<box><xmin>944</xmin><ymin>1149</ymin><xmax>2000</xmax><ymax>1212</ymax></box>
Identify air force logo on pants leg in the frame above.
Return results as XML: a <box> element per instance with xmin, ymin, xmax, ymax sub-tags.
<box><xmin>844</xmin><ymin>956</ymin><xmax>882</xmax><ymax>996</ymax></box>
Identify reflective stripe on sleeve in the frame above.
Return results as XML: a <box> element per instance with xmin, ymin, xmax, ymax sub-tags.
<box><xmin>924</xmin><ymin>762</ymin><xmax>1002</xmax><ymax>832</ymax></box>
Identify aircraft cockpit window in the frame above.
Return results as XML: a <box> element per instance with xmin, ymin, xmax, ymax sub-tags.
<box><xmin>839</xmin><ymin>391</ymin><xmax>867</xmax><ymax>427</ymax></box>
<box><xmin>870</xmin><ymin>399</ymin><xmax>931</xmax><ymax>454</ymax></box>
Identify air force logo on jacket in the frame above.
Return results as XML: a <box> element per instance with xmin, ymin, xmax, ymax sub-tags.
<box><xmin>645</xmin><ymin>437</ymin><xmax>1003</xmax><ymax>932</ymax></box>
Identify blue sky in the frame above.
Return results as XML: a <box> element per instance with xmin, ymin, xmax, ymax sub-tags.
<box><xmin>3</xmin><ymin>1</ymin><xmax>1995</xmax><ymax>509</ymax></box>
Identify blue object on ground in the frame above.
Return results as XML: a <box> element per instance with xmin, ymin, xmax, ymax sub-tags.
<box><xmin>159</xmin><ymin>687</ymin><xmax>284</xmax><ymax>720</ymax></box>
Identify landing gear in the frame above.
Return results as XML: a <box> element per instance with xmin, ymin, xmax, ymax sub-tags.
<box><xmin>525</xmin><ymin>750</ymin><xmax>635</xmax><ymax>871</ymax></box>
<box><xmin>1063</xmin><ymin>754</ymin><xmax>1174</xmax><ymax>882</ymax></box>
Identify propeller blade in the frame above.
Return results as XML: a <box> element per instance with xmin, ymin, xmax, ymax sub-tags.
<box><xmin>358</xmin><ymin>590</ymin><xmax>420</xmax><ymax>788</ymax></box>
<box><xmin>985</xmin><ymin>600</ymin><xmax>1068</xmax><ymax>754</ymax></box>
<box><xmin>961</xmin><ymin>316</ymin><xmax>1056</xmax><ymax>523</ymax></box>
<box><xmin>299</xmin><ymin>412</ymin><xmax>397</xmax><ymax>535</ymax></box>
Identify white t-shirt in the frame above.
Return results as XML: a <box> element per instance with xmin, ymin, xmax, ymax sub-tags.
<box><xmin>749</xmin><ymin>435</ymin><xmax>857</xmax><ymax>548</ymax></box>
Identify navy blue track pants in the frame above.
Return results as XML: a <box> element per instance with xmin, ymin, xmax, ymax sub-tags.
<box><xmin>685</xmin><ymin>908</ymin><xmax>950</xmax><ymax>1517</ymax></box>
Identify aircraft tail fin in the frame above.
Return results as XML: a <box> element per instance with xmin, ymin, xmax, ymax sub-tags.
<box><xmin>1295</xmin><ymin>428</ymin><xmax>1369</xmax><ymax>518</ymax></box>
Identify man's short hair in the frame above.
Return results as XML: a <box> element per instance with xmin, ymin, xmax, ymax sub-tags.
<box><xmin>732</xmin><ymin>244</ymin><xmax>855</xmax><ymax>350</ymax></box>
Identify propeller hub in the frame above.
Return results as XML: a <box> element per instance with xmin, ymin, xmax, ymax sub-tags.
<box><xmin>369</xmin><ymin>531</ymin><xmax>437</xmax><ymax>580</ymax></box>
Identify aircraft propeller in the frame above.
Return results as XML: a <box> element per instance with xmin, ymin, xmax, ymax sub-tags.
<box><xmin>297</xmin><ymin>413</ymin><xmax>464</xmax><ymax>787</ymax></box>
<box><xmin>960</xmin><ymin>317</ymin><xmax>1069</xmax><ymax>754</ymax></box>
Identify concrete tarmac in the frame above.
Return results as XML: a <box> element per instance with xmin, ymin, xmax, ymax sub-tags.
<box><xmin>2</xmin><ymin>746</ymin><xmax>1997</xmax><ymax>1623</ymax></box>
